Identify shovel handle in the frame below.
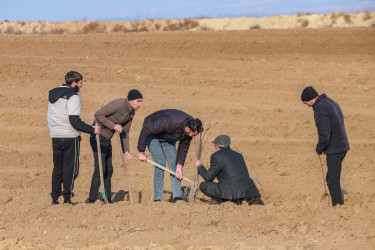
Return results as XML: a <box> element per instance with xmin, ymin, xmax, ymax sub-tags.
<box><xmin>96</xmin><ymin>121</ymin><xmax>108</xmax><ymax>204</ymax></box>
<box><xmin>117</xmin><ymin>133</ymin><xmax>135</xmax><ymax>204</ymax></box>
<box><xmin>146</xmin><ymin>159</ymin><xmax>194</xmax><ymax>185</ymax></box>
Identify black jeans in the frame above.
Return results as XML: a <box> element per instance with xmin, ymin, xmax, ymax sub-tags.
<box><xmin>88</xmin><ymin>134</ymin><xmax>113</xmax><ymax>202</ymax></box>
<box><xmin>326</xmin><ymin>151</ymin><xmax>347</xmax><ymax>206</ymax></box>
<box><xmin>51</xmin><ymin>136</ymin><xmax>81</xmax><ymax>199</ymax></box>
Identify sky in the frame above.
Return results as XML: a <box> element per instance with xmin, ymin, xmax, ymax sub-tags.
<box><xmin>1</xmin><ymin>0</ymin><xmax>375</xmax><ymax>22</ymax></box>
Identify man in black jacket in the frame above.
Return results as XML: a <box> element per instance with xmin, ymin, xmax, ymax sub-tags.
<box><xmin>301</xmin><ymin>86</ymin><xmax>350</xmax><ymax>206</ymax></box>
<box><xmin>47</xmin><ymin>71</ymin><xmax>100</xmax><ymax>205</ymax></box>
<box><xmin>137</xmin><ymin>109</ymin><xmax>202</xmax><ymax>202</ymax></box>
<box><xmin>194</xmin><ymin>135</ymin><xmax>263</xmax><ymax>205</ymax></box>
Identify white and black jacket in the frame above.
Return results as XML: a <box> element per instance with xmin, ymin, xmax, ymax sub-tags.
<box><xmin>47</xmin><ymin>85</ymin><xmax>94</xmax><ymax>138</ymax></box>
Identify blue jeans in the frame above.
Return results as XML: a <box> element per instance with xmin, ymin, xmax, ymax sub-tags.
<box><xmin>147</xmin><ymin>135</ymin><xmax>182</xmax><ymax>200</ymax></box>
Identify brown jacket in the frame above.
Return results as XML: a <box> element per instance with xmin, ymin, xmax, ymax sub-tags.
<box><xmin>94</xmin><ymin>98</ymin><xmax>135</xmax><ymax>152</ymax></box>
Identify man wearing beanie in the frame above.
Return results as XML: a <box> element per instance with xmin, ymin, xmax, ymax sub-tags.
<box><xmin>87</xmin><ymin>89</ymin><xmax>143</xmax><ymax>203</ymax></box>
<box><xmin>301</xmin><ymin>86</ymin><xmax>350</xmax><ymax>206</ymax></box>
<box><xmin>194</xmin><ymin>135</ymin><xmax>263</xmax><ymax>205</ymax></box>
<box><xmin>137</xmin><ymin>109</ymin><xmax>203</xmax><ymax>203</ymax></box>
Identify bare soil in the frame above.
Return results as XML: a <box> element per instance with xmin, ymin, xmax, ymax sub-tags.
<box><xmin>0</xmin><ymin>28</ymin><xmax>374</xmax><ymax>249</ymax></box>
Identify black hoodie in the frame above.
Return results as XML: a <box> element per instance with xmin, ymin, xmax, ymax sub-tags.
<box><xmin>48</xmin><ymin>85</ymin><xmax>78</xmax><ymax>104</ymax></box>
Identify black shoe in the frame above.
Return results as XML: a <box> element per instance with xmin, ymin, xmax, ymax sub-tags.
<box><xmin>86</xmin><ymin>199</ymin><xmax>96</xmax><ymax>204</ymax></box>
<box><xmin>171</xmin><ymin>197</ymin><xmax>183</xmax><ymax>203</ymax></box>
<box><xmin>51</xmin><ymin>198</ymin><xmax>59</xmax><ymax>205</ymax></box>
<box><xmin>208</xmin><ymin>199</ymin><xmax>221</xmax><ymax>205</ymax></box>
<box><xmin>64</xmin><ymin>197</ymin><xmax>72</xmax><ymax>204</ymax></box>
<box><xmin>154</xmin><ymin>199</ymin><xmax>161</xmax><ymax>202</ymax></box>
<box><xmin>233</xmin><ymin>199</ymin><xmax>244</xmax><ymax>205</ymax></box>
<box><xmin>246</xmin><ymin>197</ymin><xmax>264</xmax><ymax>206</ymax></box>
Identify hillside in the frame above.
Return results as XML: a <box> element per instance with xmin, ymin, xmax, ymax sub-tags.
<box><xmin>0</xmin><ymin>11</ymin><xmax>374</xmax><ymax>34</ymax></box>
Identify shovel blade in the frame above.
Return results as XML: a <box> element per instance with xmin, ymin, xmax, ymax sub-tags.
<box><xmin>101</xmin><ymin>187</ymin><xmax>109</xmax><ymax>204</ymax></box>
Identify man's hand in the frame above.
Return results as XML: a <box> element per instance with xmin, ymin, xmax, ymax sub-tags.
<box><xmin>194</xmin><ymin>160</ymin><xmax>202</xmax><ymax>168</ymax></box>
<box><xmin>94</xmin><ymin>125</ymin><xmax>101</xmax><ymax>134</ymax></box>
<box><xmin>114</xmin><ymin>124</ymin><xmax>122</xmax><ymax>133</ymax></box>
<box><xmin>314</xmin><ymin>148</ymin><xmax>321</xmax><ymax>155</ymax></box>
<box><xmin>175</xmin><ymin>164</ymin><xmax>183</xmax><ymax>180</ymax></box>
<box><xmin>125</xmin><ymin>151</ymin><xmax>132</xmax><ymax>160</ymax></box>
<box><xmin>138</xmin><ymin>152</ymin><xmax>147</xmax><ymax>162</ymax></box>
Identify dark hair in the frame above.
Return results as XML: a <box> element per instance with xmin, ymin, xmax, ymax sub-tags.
<box><xmin>65</xmin><ymin>71</ymin><xmax>83</xmax><ymax>86</ymax></box>
<box><xmin>186</xmin><ymin>118</ymin><xmax>203</xmax><ymax>133</ymax></box>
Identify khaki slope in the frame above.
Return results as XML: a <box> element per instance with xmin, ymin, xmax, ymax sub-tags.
<box><xmin>0</xmin><ymin>28</ymin><xmax>374</xmax><ymax>248</ymax></box>
<box><xmin>0</xmin><ymin>12</ymin><xmax>374</xmax><ymax>34</ymax></box>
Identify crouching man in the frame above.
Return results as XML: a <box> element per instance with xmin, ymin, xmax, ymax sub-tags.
<box><xmin>194</xmin><ymin>135</ymin><xmax>263</xmax><ymax>205</ymax></box>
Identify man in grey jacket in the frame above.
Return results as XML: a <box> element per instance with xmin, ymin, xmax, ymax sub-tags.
<box><xmin>47</xmin><ymin>71</ymin><xmax>100</xmax><ymax>205</ymax></box>
<box><xmin>88</xmin><ymin>89</ymin><xmax>143</xmax><ymax>203</ymax></box>
<box><xmin>301</xmin><ymin>86</ymin><xmax>349</xmax><ymax>206</ymax></box>
<box><xmin>194</xmin><ymin>135</ymin><xmax>263</xmax><ymax>205</ymax></box>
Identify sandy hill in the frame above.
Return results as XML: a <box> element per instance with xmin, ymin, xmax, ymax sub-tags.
<box><xmin>0</xmin><ymin>11</ymin><xmax>374</xmax><ymax>34</ymax></box>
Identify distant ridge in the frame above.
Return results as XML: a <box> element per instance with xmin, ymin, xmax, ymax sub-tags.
<box><xmin>0</xmin><ymin>12</ymin><xmax>374</xmax><ymax>34</ymax></box>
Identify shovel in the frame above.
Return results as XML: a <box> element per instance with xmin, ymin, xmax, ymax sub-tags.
<box><xmin>318</xmin><ymin>155</ymin><xmax>329</xmax><ymax>202</ymax></box>
<box><xmin>116</xmin><ymin>133</ymin><xmax>135</xmax><ymax>204</ymax></box>
<box><xmin>96</xmin><ymin>121</ymin><xmax>109</xmax><ymax>204</ymax></box>
<box><xmin>146</xmin><ymin>159</ymin><xmax>194</xmax><ymax>185</ymax></box>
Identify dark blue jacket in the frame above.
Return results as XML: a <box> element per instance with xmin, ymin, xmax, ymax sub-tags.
<box><xmin>313</xmin><ymin>94</ymin><xmax>350</xmax><ymax>155</ymax></box>
<box><xmin>198</xmin><ymin>147</ymin><xmax>261</xmax><ymax>200</ymax></box>
<box><xmin>137</xmin><ymin>109</ymin><xmax>193</xmax><ymax>165</ymax></box>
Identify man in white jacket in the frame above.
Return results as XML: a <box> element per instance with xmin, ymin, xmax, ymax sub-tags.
<box><xmin>47</xmin><ymin>71</ymin><xmax>100</xmax><ymax>205</ymax></box>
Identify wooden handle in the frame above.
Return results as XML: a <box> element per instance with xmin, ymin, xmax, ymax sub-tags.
<box><xmin>95</xmin><ymin>121</ymin><xmax>108</xmax><ymax>204</ymax></box>
<box><xmin>117</xmin><ymin>133</ymin><xmax>135</xmax><ymax>204</ymax></box>
<box><xmin>146</xmin><ymin>159</ymin><xmax>194</xmax><ymax>185</ymax></box>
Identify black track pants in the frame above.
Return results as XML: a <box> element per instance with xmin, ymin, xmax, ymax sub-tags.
<box><xmin>88</xmin><ymin>134</ymin><xmax>113</xmax><ymax>202</ymax></box>
<box><xmin>51</xmin><ymin>136</ymin><xmax>81</xmax><ymax>199</ymax></box>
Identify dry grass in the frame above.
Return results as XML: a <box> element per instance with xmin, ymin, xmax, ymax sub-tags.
<box><xmin>154</xmin><ymin>23</ymin><xmax>161</xmax><ymax>31</ymax></box>
<box><xmin>363</xmin><ymin>11</ymin><xmax>372</xmax><ymax>21</ymax></box>
<box><xmin>162</xmin><ymin>18</ymin><xmax>199</xmax><ymax>31</ymax></box>
<box><xmin>250</xmin><ymin>24</ymin><xmax>261</xmax><ymax>29</ymax></box>
<box><xmin>130</xmin><ymin>21</ymin><xmax>149</xmax><ymax>32</ymax></box>
<box><xmin>183</xmin><ymin>18</ymin><xmax>199</xmax><ymax>29</ymax></box>
<box><xmin>298</xmin><ymin>18</ymin><xmax>309</xmax><ymax>28</ymax></box>
<box><xmin>49</xmin><ymin>28</ymin><xmax>66</xmax><ymax>34</ymax></box>
<box><xmin>331</xmin><ymin>12</ymin><xmax>351</xmax><ymax>24</ymax></box>
<box><xmin>112</xmin><ymin>24</ymin><xmax>130</xmax><ymax>33</ymax></box>
<box><xmin>5</xmin><ymin>26</ymin><xmax>14</xmax><ymax>34</ymax></box>
<box><xmin>199</xmin><ymin>26</ymin><xmax>214</xmax><ymax>31</ymax></box>
<box><xmin>344</xmin><ymin>14</ymin><xmax>352</xmax><ymax>23</ymax></box>
<box><xmin>138</xmin><ymin>26</ymin><xmax>148</xmax><ymax>32</ymax></box>
<box><xmin>297</xmin><ymin>12</ymin><xmax>314</xmax><ymax>17</ymax></box>
<box><xmin>17</xmin><ymin>21</ymin><xmax>26</xmax><ymax>26</ymax></box>
<box><xmin>82</xmin><ymin>22</ymin><xmax>106</xmax><ymax>34</ymax></box>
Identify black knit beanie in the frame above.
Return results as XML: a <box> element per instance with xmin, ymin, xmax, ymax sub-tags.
<box><xmin>127</xmin><ymin>89</ymin><xmax>143</xmax><ymax>101</ymax></box>
<box><xmin>301</xmin><ymin>86</ymin><xmax>318</xmax><ymax>102</ymax></box>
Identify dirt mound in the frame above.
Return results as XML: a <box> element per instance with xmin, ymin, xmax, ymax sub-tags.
<box><xmin>0</xmin><ymin>28</ymin><xmax>374</xmax><ymax>248</ymax></box>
